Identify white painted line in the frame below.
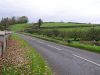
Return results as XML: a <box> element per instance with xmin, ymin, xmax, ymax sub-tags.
<box><xmin>27</xmin><ymin>36</ymin><xmax>35</xmax><ymax>40</ymax></box>
<box><xmin>73</xmin><ymin>54</ymin><xmax>100</xmax><ymax>67</ymax></box>
<box><xmin>28</xmin><ymin>37</ymin><xmax>44</xmax><ymax>44</ymax></box>
<box><xmin>38</xmin><ymin>41</ymin><xmax>45</xmax><ymax>44</ymax></box>
<box><xmin>47</xmin><ymin>45</ymin><xmax>62</xmax><ymax>50</ymax></box>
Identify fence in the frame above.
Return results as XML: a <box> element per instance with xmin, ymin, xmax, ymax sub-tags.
<box><xmin>0</xmin><ymin>31</ymin><xmax>12</xmax><ymax>57</ymax></box>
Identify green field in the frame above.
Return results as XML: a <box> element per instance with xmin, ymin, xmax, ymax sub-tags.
<box><xmin>42</xmin><ymin>22</ymin><xmax>93</xmax><ymax>27</ymax></box>
<box><xmin>41</xmin><ymin>22</ymin><xmax>100</xmax><ymax>32</ymax></box>
<box><xmin>44</xmin><ymin>27</ymin><xmax>91</xmax><ymax>31</ymax></box>
<box><xmin>9</xmin><ymin>23</ymin><xmax>30</xmax><ymax>32</ymax></box>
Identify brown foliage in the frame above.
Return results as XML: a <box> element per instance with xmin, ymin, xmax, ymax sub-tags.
<box><xmin>0</xmin><ymin>37</ymin><xmax>28</xmax><ymax>74</ymax></box>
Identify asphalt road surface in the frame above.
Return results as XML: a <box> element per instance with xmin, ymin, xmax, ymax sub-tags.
<box><xmin>18</xmin><ymin>34</ymin><xmax>100</xmax><ymax>75</ymax></box>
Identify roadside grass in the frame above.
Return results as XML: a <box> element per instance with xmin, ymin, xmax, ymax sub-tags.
<box><xmin>68</xmin><ymin>42</ymin><xmax>100</xmax><ymax>53</ymax></box>
<box><xmin>9</xmin><ymin>23</ymin><xmax>30</xmax><ymax>32</ymax></box>
<box><xmin>2</xmin><ymin>34</ymin><xmax>52</xmax><ymax>75</ymax></box>
<box><xmin>21</xmin><ymin>32</ymin><xmax>100</xmax><ymax>53</ymax></box>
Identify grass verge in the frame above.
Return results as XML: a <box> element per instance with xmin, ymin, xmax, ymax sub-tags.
<box><xmin>68</xmin><ymin>42</ymin><xmax>100</xmax><ymax>53</ymax></box>
<box><xmin>2</xmin><ymin>34</ymin><xmax>52</xmax><ymax>75</ymax></box>
<box><xmin>20</xmin><ymin>32</ymin><xmax>100</xmax><ymax>53</ymax></box>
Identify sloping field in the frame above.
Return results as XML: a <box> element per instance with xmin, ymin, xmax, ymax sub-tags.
<box><xmin>9</xmin><ymin>24</ymin><xmax>30</xmax><ymax>32</ymax></box>
<box><xmin>41</xmin><ymin>22</ymin><xmax>100</xmax><ymax>31</ymax></box>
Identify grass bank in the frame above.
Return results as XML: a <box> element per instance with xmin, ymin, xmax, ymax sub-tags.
<box><xmin>21</xmin><ymin>32</ymin><xmax>100</xmax><ymax>53</ymax></box>
<box><xmin>9</xmin><ymin>23</ymin><xmax>30</xmax><ymax>32</ymax></box>
<box><xmin>2</xmin><ymin>34</ymin><xmax>52</xmax><ymax>75</ymax></box>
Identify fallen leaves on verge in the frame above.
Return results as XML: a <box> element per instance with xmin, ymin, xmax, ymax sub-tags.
<box><xmin>0</xmin><ymin>37</ymin><xmax>28</xmax><ymax>74</ymax></box>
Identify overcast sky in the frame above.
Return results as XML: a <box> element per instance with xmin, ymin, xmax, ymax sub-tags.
<box><xmin>0</xmin><ymin>0</ymin><xmax>100</xmax><ymax>23</ymax></box>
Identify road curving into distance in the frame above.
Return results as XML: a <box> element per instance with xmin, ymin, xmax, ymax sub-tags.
<box><xmin>18</xmin><ymin>33</ymin><xmax>100</xmax><ymax>75</ymax></box>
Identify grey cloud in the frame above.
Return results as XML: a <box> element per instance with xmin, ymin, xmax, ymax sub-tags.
<box><xmin>0</xmin><ymin>0</ymin><xmax>100</xmax><ymax>23</ymax></box>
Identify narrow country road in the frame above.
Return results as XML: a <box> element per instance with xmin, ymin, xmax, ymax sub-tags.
<box><xmin>18</xmin><ymin>34</ymin><xmax>100</xmax><ymax>75</ymax></box>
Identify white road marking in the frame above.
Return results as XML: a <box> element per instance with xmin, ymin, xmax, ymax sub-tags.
<box><xmin>73</xmin><ymin>54</ymin><xmax>100</xmax><ymax>67</ymax></box>
<box><xmin>47</xmin><ymin>45</ymin><xmax>62</xmax><ymax>50</ymax></box>
<box><xmin>38</xmin><ymin>41</ymin><xmax>45</xmax><ymax>44</ymax></box>
<box><xmin>28</xmin><ymin>36</ymin><xmax>35</xmax><ymax>40</ymax></box>
<box><xmin>27</xmin><ymin>36</ymin><xmax>45</xmax><ymax>44</ymax></box>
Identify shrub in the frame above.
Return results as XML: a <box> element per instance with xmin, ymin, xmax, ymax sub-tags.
<box><xmin>39</xmin><ymin>30</ymin><xmax>60</xmax><ymax>37</ymax></box>
<box><xmin>68</xmin><ymin>31</ymin><xmax>82</xmax><ymax>41</ymax></box>
<box><xmin>83</xmin><ymin>28</ymin><xmax>100</xmax><ymax>41</ymax></box>
<box><xmin>67</xmin><ymin>39</ymin><xmax>73</xmax><ymax>43</ymax></box>
<box><xmin>49</xmin><ymin>30</ymin><xmax>60</xmax><ymax>37</ymax></box>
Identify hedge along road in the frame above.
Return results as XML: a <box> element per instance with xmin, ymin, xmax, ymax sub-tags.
<box><xmin>17</xmin><ymin>33</ymin><xmax>100</xmax><ymax>75</ymax></box>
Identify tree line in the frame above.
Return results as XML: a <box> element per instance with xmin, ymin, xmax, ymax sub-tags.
<box><xmin>0</xmin><ymin>16</ymin><xmax>28</xmax><ymax>30</ymax></box>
